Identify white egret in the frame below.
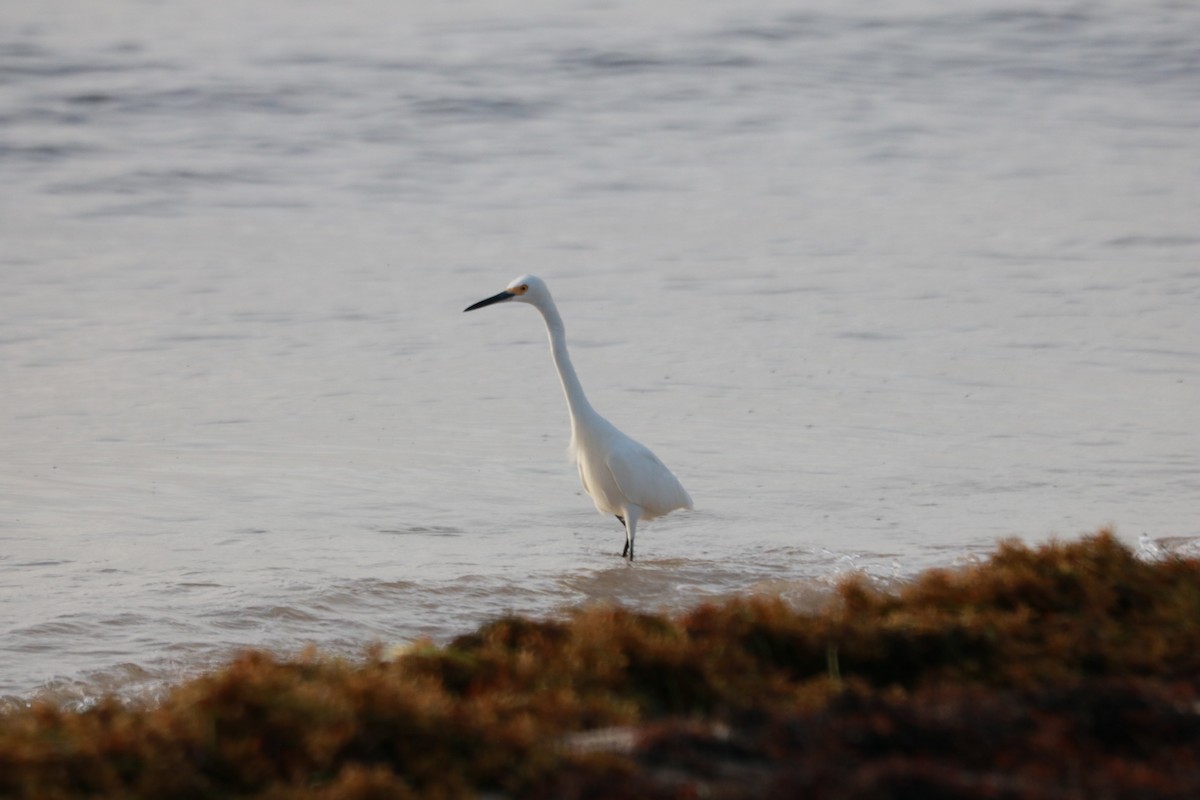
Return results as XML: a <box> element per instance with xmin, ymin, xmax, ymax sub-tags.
<box><xmin>464</xmin><ymin>275</ymin><xmax>692</xmax><ymax>561</ymax></box>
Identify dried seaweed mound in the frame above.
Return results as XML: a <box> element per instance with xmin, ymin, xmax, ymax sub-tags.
<box><xmin>2</xmin><ymin>531</ymin><xmax>1198</xmax><ymax>799</ymax></box>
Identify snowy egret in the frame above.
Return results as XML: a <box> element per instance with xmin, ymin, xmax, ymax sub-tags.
<box><xmin>464</xmin><ymin>275</ymin><xmax>692</xmax><ymax>561</ymax></box>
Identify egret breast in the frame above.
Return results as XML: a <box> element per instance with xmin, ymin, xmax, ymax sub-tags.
<box><xmin>575</xmin><ymin>446</ymin><xmax>623</xmax><ymax>515</ymax></box>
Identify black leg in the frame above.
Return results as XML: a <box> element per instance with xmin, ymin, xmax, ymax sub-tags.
<box><xmin>619</xmin><ymin>511</ymin><xmax>636</xmax><ymax>562</ymax></box>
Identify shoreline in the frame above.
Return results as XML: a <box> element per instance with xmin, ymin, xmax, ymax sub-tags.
<box><xmin>2</xmin><ymin>530</ymin><xmax>1199</xmax><ymax>798</ymax></box>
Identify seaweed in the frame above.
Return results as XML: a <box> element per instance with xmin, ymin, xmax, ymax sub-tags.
<box><xmin>2</xmin><ymin>531</ymin><xmax>1198</xmax><ymax>799</ymax></box>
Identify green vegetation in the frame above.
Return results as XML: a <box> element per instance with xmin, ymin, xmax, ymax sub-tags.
<box><xmin>2</xmin><ymin>531</ymin><xmax>1199</xmax><ymax>798</ymax></box>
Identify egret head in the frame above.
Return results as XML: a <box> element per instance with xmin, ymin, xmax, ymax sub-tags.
<box><xmin>463</xmin><ymin>274</ymin><xmax>550</xmax><ymax>312</ymax></box>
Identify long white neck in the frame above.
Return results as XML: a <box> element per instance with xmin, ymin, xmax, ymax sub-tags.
<box><xmin>536</xmin><ymin>298</ymin><xmax>600</xmax><ymax>427</ymax></box>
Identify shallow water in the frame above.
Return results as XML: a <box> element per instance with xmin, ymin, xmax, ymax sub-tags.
<box><xmin>2</xmin><ymin>0</ymin><xmax>1199</xmax><ymax>706</ymax></box>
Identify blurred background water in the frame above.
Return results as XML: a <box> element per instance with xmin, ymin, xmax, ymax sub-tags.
<box><xmin>2</xmin><ymin>0</ymin><xmax>1198</xmax><ymax>707</ymax></box>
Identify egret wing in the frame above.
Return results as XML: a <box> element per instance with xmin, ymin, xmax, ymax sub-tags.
<box><xmin>605</xmin><ymin>438</ymin><xmax>693</xmax><ymax>520</ymax></box>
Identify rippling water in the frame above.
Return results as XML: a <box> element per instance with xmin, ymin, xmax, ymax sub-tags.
<box><xmin>3</xmin><ymin>0</ymin><xmax>1199</xmax><ymax>706</ymax></box>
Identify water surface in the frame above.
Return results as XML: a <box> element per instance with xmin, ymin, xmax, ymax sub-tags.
<box><xmin>2</xmin><ymin>0</ymin><xmax>1198</xmax><ymax>706</ymax></box>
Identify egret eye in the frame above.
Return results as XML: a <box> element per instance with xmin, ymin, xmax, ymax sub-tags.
<box><xmin>519</xmin><ymin>284</ymin><xmax>528</xmax><ymax>292</ymax></box>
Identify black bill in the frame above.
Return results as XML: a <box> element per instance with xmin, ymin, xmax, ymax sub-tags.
<box><xmin>463</xmin><ymin>290</ymin><xmax>515</xmax><ymax>312</ymax></box>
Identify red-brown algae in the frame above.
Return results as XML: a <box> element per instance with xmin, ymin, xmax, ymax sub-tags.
<box><xmin>1</xmin><ymin>530</ymin><xmax>1198</xmax><ymax>799</ymax></box>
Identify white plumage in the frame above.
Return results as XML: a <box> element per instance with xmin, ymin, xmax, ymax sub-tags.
<box><xmin>464</xmin><ymin>274</ymin><xmax>692</xmax><ymax>560</ymax></box>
